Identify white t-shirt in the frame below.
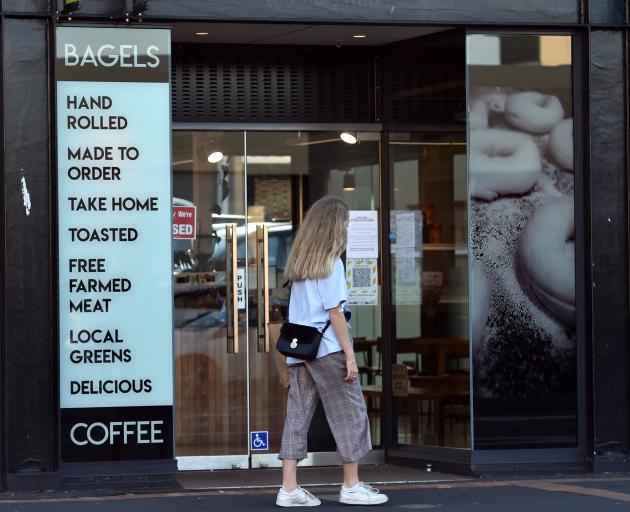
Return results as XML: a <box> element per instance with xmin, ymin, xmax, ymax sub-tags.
<box><xmin>286</xmin><ymin>258</ymin><xmax>348</xmax><ymax>365</ymax></box>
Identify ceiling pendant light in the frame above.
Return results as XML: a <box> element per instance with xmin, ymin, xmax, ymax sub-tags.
<box><xmin>343</xmin><ymin>170</ymin><xmax>356</xmax><ymax>192</ymax></box>
<box><xmin>340</xmin><ymin>131</ymin><xmax>358</xmax><ymax>144</ymax></box>
<box><xmin>208</xmin><ymin>151</ymin><xmax>224</xmax><ymax>163</ymax></box>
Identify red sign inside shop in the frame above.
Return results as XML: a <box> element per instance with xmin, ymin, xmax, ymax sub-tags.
<box><xmin>172</xmin><ymin>206</ymin><xmax>196</xmax><ymax>239</ymax></box>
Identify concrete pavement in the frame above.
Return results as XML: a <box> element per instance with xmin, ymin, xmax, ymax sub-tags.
<box><xmin>2</xmin><ymin>476</ymin><xmax>630</xmax><ymax>511</ymax></box>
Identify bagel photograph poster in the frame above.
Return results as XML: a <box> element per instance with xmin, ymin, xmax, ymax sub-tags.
<box><xmin>468</xmin><ymin>36</ymin><xmax>577</xmax><ymax>448</ymax></box>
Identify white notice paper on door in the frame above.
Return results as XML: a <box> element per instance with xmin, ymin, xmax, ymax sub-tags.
<box><xmin>396</xmin><ymin>248</ymin><xmax>417</xmax><ymax>284</ymax></box>
<box><xmin>347</xmin><ymin>210</ymin><xmax>379</xmax><ymax>259</ymax></box>
<box><xmin>395</xmin><ymin>212</ymin><xmax>416</xmax><ymax>248</ymax></box>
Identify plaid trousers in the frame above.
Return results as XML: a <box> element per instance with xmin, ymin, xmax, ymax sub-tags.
<box><xmin>279</xmin><ymin>350</ymin><xmax>372</xmax><ymax>463</ymax></box>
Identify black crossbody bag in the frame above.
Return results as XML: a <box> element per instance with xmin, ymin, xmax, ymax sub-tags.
<box><xmin>275</xmin><ymin>282</ymin><xmax>331</xmax><ymax>361</ymax></box>
<box><xmin>275</xmin><ymin>281</ymin><xmax>352</xmax><ymax>361</ymax></box>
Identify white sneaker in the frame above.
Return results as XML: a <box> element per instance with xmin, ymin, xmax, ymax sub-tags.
<box><xmin>339</xmin><ymin>482</ymin><xmax>389</xmax><ymax>505</ymax></box>
<box><xmin>276</xmin><ymin>486</ymin><xmax>322</xmax><ymax>507</ymax></box>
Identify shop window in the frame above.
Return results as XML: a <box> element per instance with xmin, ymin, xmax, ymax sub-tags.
<box><xmin>467</xmin><ymin>34</ymin><xmax>577</xmax><ymax>449</ymax></box>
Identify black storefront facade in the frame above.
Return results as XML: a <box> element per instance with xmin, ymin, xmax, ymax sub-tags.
<box><xmin>1</xmin><ymin>0</ymin><xmax>630</xmax><ymax>492</ymax></box>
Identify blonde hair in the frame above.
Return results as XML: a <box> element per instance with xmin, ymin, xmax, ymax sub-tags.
<box><xmin>285</xmin><ymin>196</ymin><xmax>349</xmax><ymax>281</ymax></box>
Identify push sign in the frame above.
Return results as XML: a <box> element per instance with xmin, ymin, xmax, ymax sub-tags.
<box><xmin>251</xmin><ymin>431</ymin><xmax>269</xmax><ymax>451</ymax></box>
<box><xmin>237</xmin><ymin>268</ymin><xmax>246</xmax><ymax>310</ymax></box>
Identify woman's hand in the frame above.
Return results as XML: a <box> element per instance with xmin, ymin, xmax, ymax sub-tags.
<box><xmin>345</xmin><ymin>360</ymin><xmax>359</xmax><ymax>382</ymax></box>
<box><xmin>327</xmin><ymin>306</ymin><xmax>357</xmax><ymax>382</ymax></box>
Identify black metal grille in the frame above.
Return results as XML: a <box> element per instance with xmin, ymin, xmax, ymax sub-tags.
<box><xmin>171</xmin><ymin>45</ymin><xmax>373</xmax><ymax>123</ymax></box>
<box><xmin>386</xmin><ymin>36</ymin><xmax>466</xmax><ymax>126</ymax></box>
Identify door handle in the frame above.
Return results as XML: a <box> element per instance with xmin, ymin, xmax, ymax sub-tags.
<box><xmin>226</xmin><ymin>224</ymin><xmax>239</xmax><ymax>354</ymax></box>
<box><xmin>256</xmin><ymin>225</ymin><xmax>270</xmax><ymax>353</ymax></box>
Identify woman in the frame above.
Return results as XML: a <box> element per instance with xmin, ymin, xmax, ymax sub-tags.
<box><xmin>276</xmin><ymin>196</ymin><xmax>388</xmax><ymax>507</ymax></box>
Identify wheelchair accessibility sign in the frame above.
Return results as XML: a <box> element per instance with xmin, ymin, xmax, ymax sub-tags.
<box><xmin>251</xmin><ymin>431</ymin><xmax>269</xmax><ymax>451</ymax></box>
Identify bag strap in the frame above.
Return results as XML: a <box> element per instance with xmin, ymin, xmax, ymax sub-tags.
<box><xmin>284</xmin><ymin>279</ymin><xmax>332</xmax><ymax>334</ymax></box>
<box><xmin>283</xmin><ymin>280</ymin><xmax>292</xmax><ymax>322</ymax></box>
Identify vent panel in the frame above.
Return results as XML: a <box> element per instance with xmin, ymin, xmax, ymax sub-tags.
<box><xmin>171</xmin><ymin>45</ymin><xmax>373</xmax><ymax>124</ymax></box>
<box><xmin>387</xmin><ymin>40</ymin><xmax>465</xmax><ymax>125</ymax></box>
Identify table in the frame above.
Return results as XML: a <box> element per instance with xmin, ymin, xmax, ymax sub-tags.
<box><xmin>354</xmin><ymin>337</ymin><xmax>469</xmax><ymax>378</ymax></box>
<box><xmin>395</xmin><ymin>337</ymin><xmax>468</xmax><ymax>376</ymax></box>
<box><xmin>362</xmin><ymin>381</ymin><xmax>469</xmax><ymax>445</ymax></box>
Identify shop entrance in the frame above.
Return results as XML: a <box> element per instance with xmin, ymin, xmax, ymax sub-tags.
<box><xmin>167</xmin><ymin>24</ymin><xmax>484</xmax><ymax>472</ymax></box>
<box><xmin>171</xmin><ymin>130</ymin><xmax>383</xmax><ymax>470</ymax></box>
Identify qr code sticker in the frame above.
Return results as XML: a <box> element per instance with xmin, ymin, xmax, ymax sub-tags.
<box><xmin>352</xmin><ymin>266</ymin><xmax>371</xmax><ymax>288</ymax></box>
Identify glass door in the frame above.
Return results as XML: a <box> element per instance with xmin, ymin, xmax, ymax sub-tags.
<box><xmin>172</xmin><ymin>130</ymin><xmax>382</xmax><ymax>470</ymax></box>
<box><xmin>389</xmin><ymin>130</ymin><xmax>469</xmax><ymax>449</ymax></box>
<box><xmin>172</xmin><ymin>131</ymin><xmax>249</xmax><ymax>470</ymax></box>
<box><xmin>384</xmin><ymin>29</ymin><xmax>472</xmax><ymax>457</ymax></box>
<box><xmin>246</xmin><ymin>131</ymin><xmax>382</xmax><ymax>468</ymax></box>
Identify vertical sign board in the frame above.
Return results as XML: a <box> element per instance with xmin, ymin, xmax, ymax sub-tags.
<box><xmin>56</xmin><ymin>27</ymin><xmax>173</xmax><ymax>462</ymax></box>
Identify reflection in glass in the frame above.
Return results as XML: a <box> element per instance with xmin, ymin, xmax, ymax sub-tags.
<box><xmin>467</xmin><ymin>34</ymin><xmax>577</xmax><ymax>449</ymax></box>
<box><xmin>390</xmin><ymin>132</ymin><xmax>469</xmax><ymax>448</ymax></box>
<box><xmin>173</xmin><ymin>131</ymin><xmax>248</xmax><ymax>457</ymax></box>
<box><xmin>246</xmin><ymin>132</ymin><xmax>383</xmax><ymax>452</ymax></box>
<box><xmin>173</xmin><ymin>131</ymin><xmax>383</xmax><ymax>462</ymax></box>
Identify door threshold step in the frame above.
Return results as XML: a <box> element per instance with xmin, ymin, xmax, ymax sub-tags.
<box><xmin>177</xmin><ymin>464</ymin><xmax>469</xmax><ymax>491</ymax></box>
